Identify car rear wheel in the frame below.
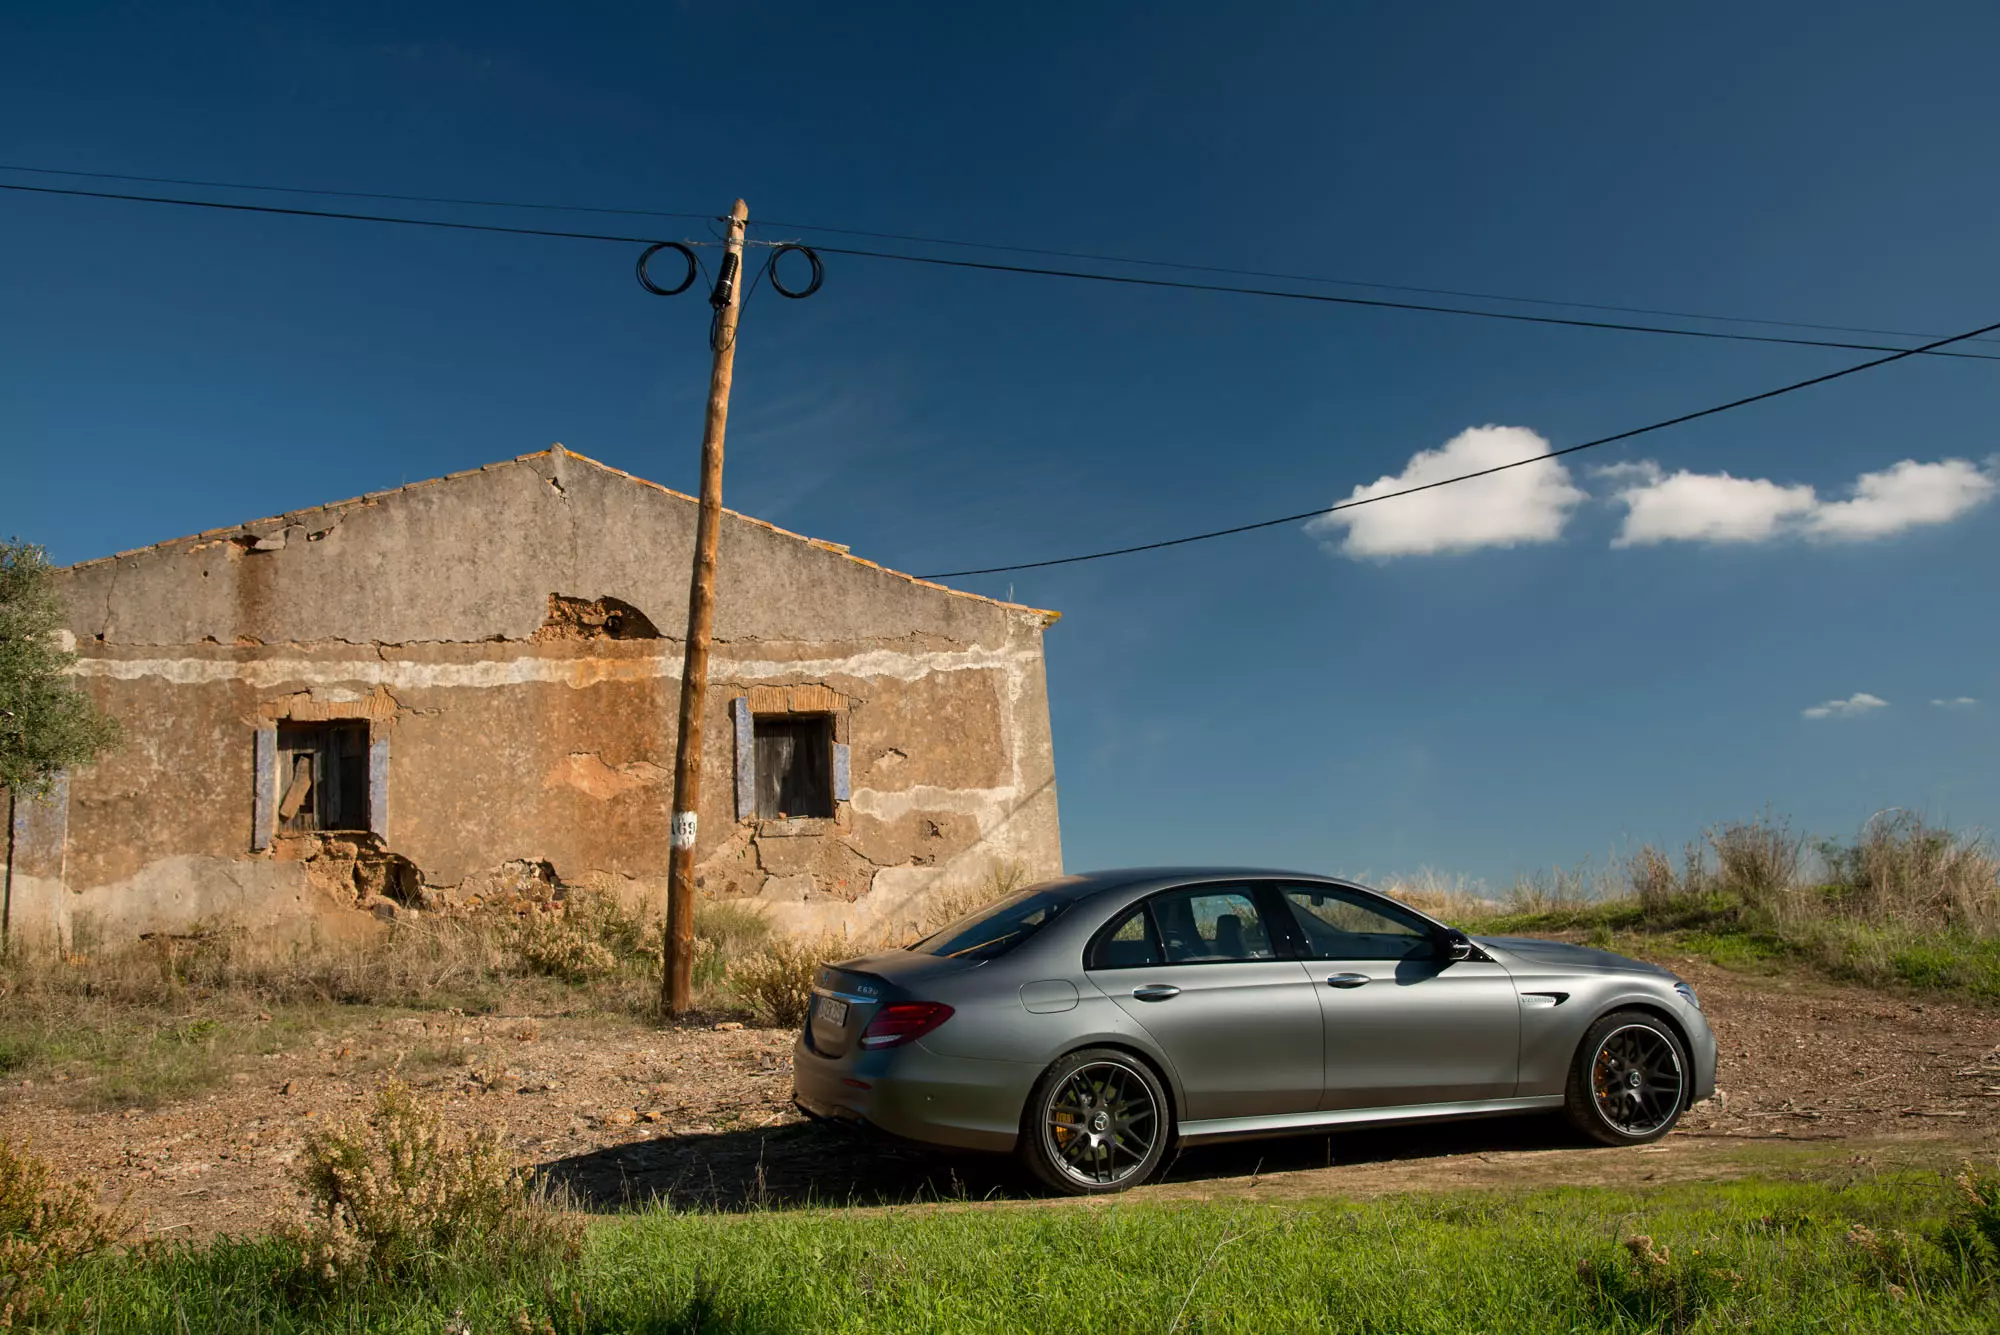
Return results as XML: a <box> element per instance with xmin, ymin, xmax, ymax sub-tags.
<box><xmin>1564</xmin><ymin>1010</ymin><xmax>1690</xmax><ymax>1145</ymax></box>
<box><xmin>1019</xmin><ymin>1048</ymin><xmax>1170</xmax><ymax>1195</ymax></box>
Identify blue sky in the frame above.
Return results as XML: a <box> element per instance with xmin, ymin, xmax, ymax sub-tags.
<box><xmin>3</xmin><ymin>2</ymin><xmax>1996</xmax><ymax>886</ymax></box>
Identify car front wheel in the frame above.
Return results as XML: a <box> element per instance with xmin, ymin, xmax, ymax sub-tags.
<box><xmin>1564</xmin><ymin>1009</ymin><xmax>1691</xmax><ymax>1145</ymax></box>
<box><xmin>1019</xmin><ymin>1048</ymin><xmax>1170</xmax><ymax>1195</ymax></box>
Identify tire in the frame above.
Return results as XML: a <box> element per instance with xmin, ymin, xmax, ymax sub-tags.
<box><xmin>1018</xmin><ymin>1048</ymin><xmax>1171</xmax><ymax>1195</ymax></box>
<box><xmin>1563</xmin><ymin>1010</ymin><xmax>1691</xmax><ymax>1146</ymax></box>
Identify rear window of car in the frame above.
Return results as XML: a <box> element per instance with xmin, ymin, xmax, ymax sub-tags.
<box><xmin>909</xmin><ymin>885</ymin><xmax>1077</xmax><ymax>961</ymax></box>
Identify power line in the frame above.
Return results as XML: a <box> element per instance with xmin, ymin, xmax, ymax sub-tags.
<box><xmin>7</xmin><ymin>178</ymin><xmax>1997</xmax><ymax>365</ymax></box>
<box><xmin>0</xmin><ymin>161</ymin><xmax>713</xmax><ymax>223</ymax></box>
<box><xmin>811</xmin><ymin>245</ymin><xmax>2000</xmax><ymax>363</ymax></box>
<box><xmin>764</xmin><ymin>215</ymin><xmax>1999</xmax><ymax>350</ymax></box>
<box><xmin>0</xmin><ymin>180</ymin><xmax>680</xmax><ymax>245</ymax></box>
<box><xmin>918</xmin><ymin>315</ymin><xmax>2000</xmax><ymax>579</ymax></box>
<box><xmin>4</xmin><ymin>160</ymin><xmax>1988</xmax><ymax>351</ymax></box>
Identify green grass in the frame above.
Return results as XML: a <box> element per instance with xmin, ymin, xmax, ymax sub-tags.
<box><xmin>0</xmin><ymin>998</ymin><xmax>437</xmax><ymax>1109</ymax></box>
<box><xmin>1465</xmin><ymin>897</ymin><xmax>2000</xmax><ymax>1004</ymax></box>
<box><xmin>32</xmin><ymin>1175</ymin><xmax>2000</xmax><ymax>1333</ymax></box>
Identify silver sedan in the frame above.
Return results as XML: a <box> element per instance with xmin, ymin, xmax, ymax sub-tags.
<box><xmin>793</xmin><ymin>868</ymin><xmax>1717</xmax><ymax>1194</ymax></box>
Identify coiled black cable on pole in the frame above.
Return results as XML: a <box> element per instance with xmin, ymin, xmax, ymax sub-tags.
<box><xmin>767</xmin><ymin>243</ymin><xmax>824</xmax><ymax>299</ymax></box>
<box><xmin>635</xmin><ymin>242</ymin><xmax>697</xmax><ymax>296</ymax></box>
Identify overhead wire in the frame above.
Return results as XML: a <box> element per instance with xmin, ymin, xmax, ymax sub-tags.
<box><xmin>7</xmin><ymin>170</ymin><xmax>1997</xmax><ymax>580</ymax></box>
<box><xmin>761</xmin><ymin>214</ymin><xmax>2000</xmax><ymax>349</ymax></box>
<box><xmin>917</xmin><ymin>314</ymin><xmax>2000</xmax><ymax>579</ymax></box>
<box><xmin>809</xmin><ymin>246</ymin><xmax>2000</xmax><ymax>363</ymax></box>
<box><xmin>0</xmin><ymin>160</ymin><xmax>712</xmax><ymax>222</ymax></box>
<box><xmin>0</xmin><ymin>180</ymin><xmax>684</xmax><ymax>246</ymax></box>
<box><xmin>5</xmin><ymin>179</ymin><xmax>1997</xmax><ymax>363</ymax></box>
<box><xmin>2</xmin><ymin>160</ymin><xmax>1988</xmax><ymax>350</ymax></box>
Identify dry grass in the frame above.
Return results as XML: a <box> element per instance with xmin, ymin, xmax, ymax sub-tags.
<box><xmin>1818</xmin><ymin>811</ymin><xmax>2000</xmax><ymax>935</ymax></box>
<box><xmin>914</xmin><ymin>861</ymin><xmax>1032</xmax><ymax>938</ymax></box>
<box><xmin>275</xmin><ymin>1081</ymin><xmax>579</xmax><ymax>1292</ymax></box>
<box><xmin>1395</xmin><ymin>811</ymin><xmax>2000</xmax><ymax>1001</ymax></box>
<box><xmin>1</xmin><ymin>1139</ymin><xmax>127</xmax><ymax>1325</ymax></box>
<box><xmin>725</xmin><ymin>936</ymin><xmax>857</xmax><ymax>1028</ymax></box>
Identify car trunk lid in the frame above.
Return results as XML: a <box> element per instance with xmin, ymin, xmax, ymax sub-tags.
<box><xmin>807</xmin><ymin>953</ymin><xmax>980</xmax><ymax>1058</ymax></box>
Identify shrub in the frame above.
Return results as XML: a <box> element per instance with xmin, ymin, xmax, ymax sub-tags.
<box><xmin>693</xmin><ymin>900</ymin><xmax>775</xmax><ymax>990</ymax></box>
<box><xmin>508</xmin><ymin>910</ymin><xmax>619</xmax><ymax>984</ymax></box>
<box><xmin>1708</xmin><ymin>813</ymin><xmax>1802</xmax><ymax>919</ymax></box>
<box><xmin>1819</xmin><ymin>812</ymin><xmax>2000</xmax><ymax>934</ymax></box>
<box><xmin>1</xmin><ymin>1139</ymin><xmax>124</xmax><ymax>1325</ymax></box>
<box><xmin>728</xmin><ymin>937</ymin><xmax>856</xmax><ymax>1028</ymax></box>
<box><xmin>277</xmin><ymin>1082</ymin><xmax>578</xmax><ymax>1291</ymax></box>
<box><xmin>1943</xmin><ymin>1160</ymin><xmax>2000</xmax><ymax>1276</ymax></box>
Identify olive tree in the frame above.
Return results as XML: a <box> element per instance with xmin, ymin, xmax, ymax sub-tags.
<box><xmin>1</xmin><ymin>539</ymin><xmax>120</xmax><ymax>794</ymax></box>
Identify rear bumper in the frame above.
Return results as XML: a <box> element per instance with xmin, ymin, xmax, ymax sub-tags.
<box><xmin>791</xmin><ymin>1035</ymin><xmax>1040</xmax><ymax>1153</ymax></box>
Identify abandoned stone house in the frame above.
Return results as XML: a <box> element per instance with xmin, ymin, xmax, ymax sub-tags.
<box><xmin>2</xmin><ymin>447</ymin><xmax>1062</xmax><ymax>948</ymax></box>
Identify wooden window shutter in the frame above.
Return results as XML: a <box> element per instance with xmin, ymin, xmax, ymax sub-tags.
<box><xmin>368</xmin><ymin>736</ymin><xmax>390</xmax><ymax>839</ymax></box>
<box><xmin>732</xmin><ymin>697</ymin><xmax>755</xmax><ymax>820</ymax></box>
<box><xmin>252</xmin><ymin>725</ymin><xmax>277</xmax><ymax>851</ymax></box>
<box><xmin>832</xmin><ymin>741</ymin><xmax>850</xmax><ymax>802</ymax></box>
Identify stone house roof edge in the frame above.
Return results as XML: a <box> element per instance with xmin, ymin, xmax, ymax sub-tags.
<box><xmin>60</xmin><ymin>445</ymin><xmax>1061</xmax><ymax>627</ymax></box>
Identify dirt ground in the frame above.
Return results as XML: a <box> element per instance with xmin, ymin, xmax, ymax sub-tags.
<box><xmin>5</xmin><ymin>954</ymin><xmax>1996</xmax><ymax>1239</ymax></box>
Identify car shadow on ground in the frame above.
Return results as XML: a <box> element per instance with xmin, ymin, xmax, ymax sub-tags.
<box><xmin>538</xmin><ymin>1113</ymin><xmax>1587</xmax><ymax>1214</ymax></box>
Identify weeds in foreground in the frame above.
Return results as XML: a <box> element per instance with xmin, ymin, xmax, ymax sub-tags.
<box><xmin>1943</xmin><ymin>1160</ymin><xmax>2000</xmax><ymax>1277</ymax></box>
<box><xmin>0</xmin><ymin>1139</ymin><xmax>126</xmax><ymax>1326</ymax></box>
<box><xmin>28</xmin><ymin>1173</ymin><xmax>2000</xmax><ymax>1333</ymax></box>
<box><xmin>1578</xmin><ymin>1232</ymin><xmax>1742</xmax><ymax>1333</ymax></box>
<box><xmin>275</xmin><ymin>1083</ymin><xmax>579</xmax><ymax>1293</ymax></box>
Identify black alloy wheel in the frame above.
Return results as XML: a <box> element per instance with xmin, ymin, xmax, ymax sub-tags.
<box><xmin>1564</xmin><ymin>1010</ymin><xmax>1690</xmax><ymax>1145</ymax></box>
<box><xmin>1020</xmin><ymin>1048</ymin><xmax>1170</xmax><ymax>1195</ymax></box>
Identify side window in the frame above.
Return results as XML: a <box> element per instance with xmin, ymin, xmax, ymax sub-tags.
<box><xmin>1280</xmin><ymin>886</ymin><xmax>1435</xmax><ymax>961</ymax></box>
<box><xmin>1149</xmin><ymin>886</ymin><xmax>1277</xmax><ymax>964</ymax></box>
<box><xmin>1089</xmin><ymin>905</ymin><xmax>1163</xmax><ymax>970</ymax></box>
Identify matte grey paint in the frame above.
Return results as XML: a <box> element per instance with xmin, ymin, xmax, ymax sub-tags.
<box><xmin>1019</xmin><ymin>980</ymin><xmax>1079</xmax><ymax>1013</ymax></box>
<box><xmin>792</xmin><ymin>868</ymin><xmax>1719</xmax><ymax>1158</ymax></box>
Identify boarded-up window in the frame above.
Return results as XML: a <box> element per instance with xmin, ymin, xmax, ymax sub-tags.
<box><xmin>276</xmin><ymin>722</ymin><xmax>371</xmax><ymax>832</ymax></box>
<box><xmin>753</xmin><ymin>715</ymin><xmax>834</xmax><ymax>819</ymax></box>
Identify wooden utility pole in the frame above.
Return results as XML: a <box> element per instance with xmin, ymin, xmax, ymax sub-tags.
<box><xmin>661</xmin><ymin>199</ymin><xmax>749</xmax><ymax>1016</ymax></box>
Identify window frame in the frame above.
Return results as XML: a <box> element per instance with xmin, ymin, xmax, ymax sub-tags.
<box><xmin>730</xmin><ymin>694</ymin><xmax>851</xmax><ymax>826</ymax></box>
<box><xmin>1270</xmin><ymin>880</ymin><xmax>1446</xmax><ymax>963</ymax></box>
<box><xmin>275</xmin><ymin>719</ymin><xmax>373</xmax><ymax>834</ymax></box>
<box><xmin>1085</xmin><ymin>881</ymin><xmax>1295</xmax><ymax>970</ymax></box>
<box><xmin>750</xmin><ymin>711</ymin><xmax>837</xmax><ymax>821</ymax></box>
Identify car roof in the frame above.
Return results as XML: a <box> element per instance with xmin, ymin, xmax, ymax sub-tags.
<box><xmin>1051</xmin><ymin>867</ymin><xmax>1372</xmax><ymax>901</ymax></box>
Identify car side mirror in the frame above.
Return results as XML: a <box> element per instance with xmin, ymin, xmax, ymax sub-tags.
<box><xmin>1441</xmin><ymin>930</ymin><xmax>1474</xmax><ymax>962</ymax></box>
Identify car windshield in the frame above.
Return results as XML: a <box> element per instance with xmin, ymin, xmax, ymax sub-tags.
<box><xmin>910</xmin><ymin>885</ymin><xmax>1077</xmax><ymax>961</ymax></box>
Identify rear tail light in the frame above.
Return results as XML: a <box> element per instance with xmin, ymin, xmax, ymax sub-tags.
<box><xmin>859</xmin><ymin>1001</ymin><xmax>955</xmax><ymax>1049</ymax></box>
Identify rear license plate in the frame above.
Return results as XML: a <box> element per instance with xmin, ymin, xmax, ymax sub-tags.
<box><xmin>815</xmin><ymin>995</ymin><xmax>849</xmax><ymax>1027</ymax></box>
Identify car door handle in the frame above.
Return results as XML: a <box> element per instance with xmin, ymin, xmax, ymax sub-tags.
<box><xmin>1130</xmin><ymin>985</ymin><xmax>1181</xmax><ymax>1002</ymax></box>
<box><xmin>1325</xmin><ymin>973</ymin><xmax>1371</xmax><ymax>989</ymax></box>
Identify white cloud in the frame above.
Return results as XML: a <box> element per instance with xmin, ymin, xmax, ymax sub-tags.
<box><xmin>1931</xmin><ymin>696</ymin><xmax>1980</xmax><ymax>709</ymax></box>
<box><xmin>1805</xmin><ymin>458</ymin><xmax>1997</xmax><ymax>540</ymax></box>
<box><xmin>1308</xmin><ymin>425</ymin><xmax>1586</xmax><ymax>559</ymax></box>
<box><xmin>1802</xmin><ymin>692</ymin><xmax>1888</xmax><ymax>720</ymax></box>
<box><xmin>1606</xmin><ymin>456</ymin><xmax>1995</xmax><ymax>548</ymax></box>
<box><xmin>1607</xmin><ymin>463</ymin><xmax>1817</xmax><ymax>547</ymax></box>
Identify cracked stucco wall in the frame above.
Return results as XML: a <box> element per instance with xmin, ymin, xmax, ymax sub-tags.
<box><xmin>20</xmin><ymin>449</ymin><xmax>1061</xmax><ymax>946</ymax></box>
